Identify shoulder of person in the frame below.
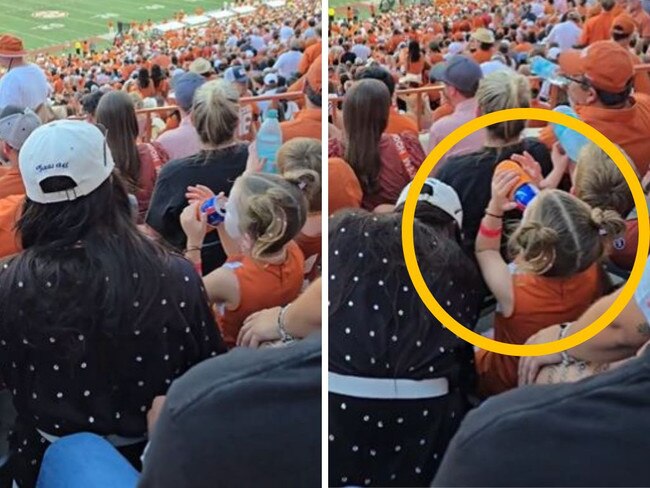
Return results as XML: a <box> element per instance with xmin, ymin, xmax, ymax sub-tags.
<box><xmin>522</xmin><ymin>137</ymin><xmax>551</xmax><ymax>157</ymax></box>
<box><xmin>156</xmin><ymin>155</ymin><xmax>193</xmax><ymax>179</ymax></box>
<box><xmin>162</xmin><ymin>334</ymin><xmax>321</xmax><ymax>417</ymax></box>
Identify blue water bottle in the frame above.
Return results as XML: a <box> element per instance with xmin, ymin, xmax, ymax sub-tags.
<box><xmin>552</xmin><ymin>105</ymin><xmax>590</xmax><ymax>162</ymax></box>
<box><xmin>256</xmin><ymin>109</ymin><xmax>283</xmax><ymax>173</ymax></box>
<box><xmin>530</xmin><ymin>56</ymin><xmax>565</xmax><ymax>85</ymax></box>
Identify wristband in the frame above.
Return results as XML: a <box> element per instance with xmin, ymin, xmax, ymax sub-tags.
<box><xmin>185</xmin><ymin>246</ymin><xmax>202</xmax><ymax>253</ymax></box>
<box><xmin>479</xmin><ymin>223</ymin><xmax>502</xmax><ymax>238</ymax></box>
<box><xmin>277</xmin><ymin>304</ymin><xmax>295</xmax><ymax>343</ymax></box>
<box><xmin>485</xmin><ymin>211</ymin><xmax>504</xmax><ymax>219</ymax></box>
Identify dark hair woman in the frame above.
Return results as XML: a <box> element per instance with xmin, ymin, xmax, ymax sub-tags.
<box><xmin>137</xmin><ymin>67</ymin><xmax>155</xmax><ymax>98</ymax></box>
<box><xmin>0</xmin><ymin>120</ymin><xmax>225</xmax><ymax>487</ymax></box>
<box><xmin>146</xmin><ymin>79</ymin><xmax>248</xmax><ymax>274</ymax></box>
<box><xmin>402</xmin><ymin>39</ymin><xmax>427</xmax><ymax>76</ymax></box>
<box><xmin>96</xmin><ymin>91</ymin><xmax>168</xmax><ymax>221</ymax></box>
<box><xmin>328</xmin><ymin>207</ymin><xmax>481</xmax><ymax>487</ymax></box>
<box><xmin>328</xmin><ymin>79</ymin><xmax>425</xmax><ymax>211</ymax></box>
<box><xmin>434</xmin><ymin>70</ymin><xmax>555</xmax><ymax>257</ymax></box>
<box><xmin>151</xmin><ymin>64</ymin><xmax>170</xmax><ymax>98</ymax></box>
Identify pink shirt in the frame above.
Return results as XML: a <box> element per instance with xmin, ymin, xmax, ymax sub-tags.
<box><xmin>155</xmin><ymin>116</ymin><xmax>202</xmax><ymax>161</ymax></box>
<box><xmin>426</xmin><ymin>98</ymin><xmax>486</xmax><ymax>161</ymax></box>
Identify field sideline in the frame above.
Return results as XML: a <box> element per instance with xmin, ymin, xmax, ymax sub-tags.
<box><xmin>0</xmin><ymin>0</ymin><xmax>226</xmax><ymax>52</ymax></box>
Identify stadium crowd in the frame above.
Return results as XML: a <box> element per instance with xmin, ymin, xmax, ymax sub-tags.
<box><xmin>328</xmin><ymin>0</ymin><xmax>650</xmax><ymax>486</ymax></box>
<box><xmin>0</xmin><ymin>0</ymin><xmax>322</xmax><ymax>486</ymax></box>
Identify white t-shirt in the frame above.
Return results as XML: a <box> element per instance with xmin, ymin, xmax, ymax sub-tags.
<box><xmin>273</xmin><ymin>50</ymin><xmax>303</xmax><ymax>78</ymax></box>
<box><xmin>545</xmin><ymin>21</ymin><xmax>582</xmax><ymax>51</ymax></box>
<box><xmin>351</xmin><ymin>44</ymin><xmax>372</xmax><ymax>61</ymax></box>
<box><xmin>0</xmin><ymin>63</ymin><xmax>51</xmax><ymax>110</ymax></box>
<box><xmin>249</xmin><ymin>35</ymin><xmax>266</xmax><ymax>52</ymax></box>
<box><xmin>280</xmin><ymin>25</ymin><xmax>294</xmax><ymax>43</ymax></box>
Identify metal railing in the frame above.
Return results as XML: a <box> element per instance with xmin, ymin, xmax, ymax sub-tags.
<box><xmin>328</xmin><ymin>64</ymin><xmax>650</xmax><ymax>131</ymax></box>
<box><xmin>133</xmin><ymin>90</ymin><xmax>306</xmax><ymax>142</ymax></box>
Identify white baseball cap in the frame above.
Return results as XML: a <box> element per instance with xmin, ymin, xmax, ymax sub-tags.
<box><xmin>264</xmin><ymin>72</ymin><xmax>279</xmax><ymax>85</ymax></box>
<box><xmin>396</xmin><ymin>178</ymin><xmax>463</xmax><ymax>227</ymax></box>
<box><xmin>19</xmin><ymin>120</ymin><xmax>115</xmax><ymax>204</ymax></box>
<box><xmin>0</xmin><ymin>107</ymin><xmax>41</xmax><ymax>151</ymax></box>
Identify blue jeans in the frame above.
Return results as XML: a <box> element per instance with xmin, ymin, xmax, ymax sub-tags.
<box><xmin>36</xmin><ymin>433</ymin><xmax>139</xmax><ymax>488</ymax></box>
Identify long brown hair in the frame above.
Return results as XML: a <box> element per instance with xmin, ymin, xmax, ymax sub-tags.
<box><xmin>343</xmin><ymin>78</ymin><xmax>390</xmax><ymax>197</ymax></box>
<box><xmin>96</xmin><ymin>91</ymin><xmax>141</xmax><ymax>192</ymax></box>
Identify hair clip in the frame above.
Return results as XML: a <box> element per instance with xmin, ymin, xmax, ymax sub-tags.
<box><xmin>298</xmin><ymin>181</ymin><xmax>307</xmax><ymax>190</ymax></box>
<box><xmin>599</xmin><ymin>228</ymin><xmax>608</xmax><ymax>236</ymax></box>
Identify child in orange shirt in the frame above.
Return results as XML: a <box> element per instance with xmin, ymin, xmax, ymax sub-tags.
<box><xmin>180</xmin><ymin>170</ymin><xmax>319</xmax><ymax>348</ymax></box>
<box><xmin>474</xmin><ymin>169</ymin><xmax>625</xmax><ymax>397</ymax></box>
<box><xmin>277</xmin><ymin>137</ymin><xmax>322</xmax><ymax>282</ymax></box>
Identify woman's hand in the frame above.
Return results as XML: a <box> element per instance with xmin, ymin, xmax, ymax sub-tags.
<box><xmin>185</xmin><ymin>185</ymin><xmax>215</xmax><ymax>205</ymax></box>
<box><xmin>551</xmin><ymin>141</ymin><xmax>571</xmax><ymax>171</ymax></box>
<box><xmin>245</xmin><ymin>141</ymin><xmax>267</xmax><ymax>174</ymax></box>
<box><xmin>511</xmin><ymin>151</ymin><xmax>542</xmax><ymax>186</ymax></box>
<box><xmin>180</xmin><ymin>203</ymin><xmax>207</xmax><ymax>246</ymax></box>
<box><xmin>517</xmin><ymin>325</ymin><xmax>563</xmax><ymax>386</ymax></box>
<box><xmin>488</xmin><ymin>170</ymin><xmax>519</xmax><ymax>214</ymax></box>
<box><xmin>237</xmin><ymin>306</ymin><xmax>283</xmax><ymax>348</ymax></box>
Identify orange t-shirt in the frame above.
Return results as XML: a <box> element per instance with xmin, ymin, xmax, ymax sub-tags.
<box><xmin>632</xmin><ymin>8</ymin><xmax>650</xmax><ymax>38</ymax></box>
<box><xmin>473</xmin><ymin>49</ymin><xmax>493</xmax><ymax>64</ymax></box>
<box><xmin>514</xmin><ymin>42</ymin><xmax>533</xmax><ymax>53</ymax></box>
<box><xmin>139</xmin><ymin>83</ymin><xmax>155</xmax><ymax>99</ymax></box>
<box><xmin>280</xmin><ymin>108</ymin><xmax>322</xmax><ymax>142</ymax></box>
<box><xmin>299</xmin><ymin>41</ymin><xmax>322</xmax><ymax>74</ymax></box>
<box><xmin>295</xmin><ymin>229</ymin><xmax>321</xmax><ymax>282</ymax></box>
<box><xmin>216</xmin><ymin>241</ymin><xmax>305</xmax><ymax>348</ymax></box>
<box><xmin>385</xmin><ymin>107</ymin><xmax>419</xmax><ymax>136</ymax></box>
<box><xmin>0</xmin><ymin>195</ymin><xmax>23</xmax><ymax>259</ymax></box>
<box><xmin>628</xmin><ymin>50</ymin><xmax>650</xmax><ymax>95</ymax></box>
<box><xmin>405</xmin><ymin>58</ymin><xmax>426</xmax><ymax>76</ymax></box>
<box><xmin>580</xmin><ymin>10</ymin><xmax>616</xmax><ymax>45</ymax></box>
<box><xmin>475</xmin><ymin>263</ymin><xmax>604</xmax><ymax>397</ymax></box>
<box><xmin>328</xmin><ymin>158</ymin><xmax>363</xmax><ymax>214</ymax></box>
<box><xmin>539</xmin><ymin>95</ymin><xmax>650</xmax><ymax>175</ymax></box>
<box><xmin>0</xmin><ymin>168</ymin><xmax>25</xmax><ymax>200</ymax></box>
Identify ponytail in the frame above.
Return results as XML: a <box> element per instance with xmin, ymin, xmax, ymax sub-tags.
<box><xmin>476</xmin><ymin>70</ymin><xmax>531</xmax><ymax>142</ymax></box>
<box><xmin>508</xmin><ymin>190</ymin><xmax>626</xmax><ymax>277</ymax></box>
<box><xmin>236</xmin><ymin>170</ymin><xmax>320</xmax><ymax>260</ymax></box>
<box><xmin>192</xmin><ymin>79</ymin><xmax>240</xmax><ymax>146</ymax></box>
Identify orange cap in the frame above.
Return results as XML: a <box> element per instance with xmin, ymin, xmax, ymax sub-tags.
<box><xmin>612</xmin><ymin>14</ymin><xmax>636</xmax><ymax>36</ymax></box>
<box><xmin>0</xmin><ymin>34</ymin><xmax>27</xmax><ymax>58</ymax></box>
<box><xmin>559</xmin><ymin>41</ymin><xmax>634</xmax><ymax>92</ymax></box>
<box><xmin>494</xmin><ymin>160</ymin><xmax>531</xmax><ymax>200</ymax></box>
<box><xmin>305</xmin><ymin>55</ymin><xmax>322</xmax><ymax>93</ymax></box>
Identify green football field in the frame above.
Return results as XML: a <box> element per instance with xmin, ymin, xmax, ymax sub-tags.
<box><xmin>0</xmin><ymin>0</ymin><xmax>225</xmax><ymax>52</ymax></box>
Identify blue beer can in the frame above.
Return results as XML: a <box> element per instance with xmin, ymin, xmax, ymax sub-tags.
<box><xmin>200</xmin><ymin>196</ymin><xmax>226</xmax><ymax>227</ymax></box>
<box><xmin>513</xmin><ymin>183</ymin><xmax>539</xmax><ymax>210</ymax></box>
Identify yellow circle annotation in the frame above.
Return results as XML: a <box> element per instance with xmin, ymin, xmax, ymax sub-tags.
<box><xmin>401</xmin><ymin>107</ymin><xmax>649</xmax><ymax>357</ymax></box>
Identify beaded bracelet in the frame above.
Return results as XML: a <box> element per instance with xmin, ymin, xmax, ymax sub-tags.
<box><xmin>277</xmin><ymin>304</ymin><xmax>295</xmax><ymax>343</ymax></box>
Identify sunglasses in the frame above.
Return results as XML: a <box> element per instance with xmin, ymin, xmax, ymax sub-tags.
<box><xmin>563</xmin><ymin>74</ymin><xmax>592</xmax><ymax>89</ymax></box>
